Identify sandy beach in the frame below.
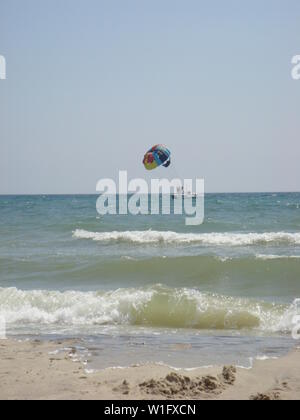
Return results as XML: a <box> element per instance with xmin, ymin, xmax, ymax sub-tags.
<box><xmin>0</xmin><ymin>338</ymin><xmax>299</xmax><ymax>400</ymax></box>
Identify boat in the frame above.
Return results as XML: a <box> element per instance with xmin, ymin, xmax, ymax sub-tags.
<box><xmin>171</xmin><ymin>188</ymin><xmax>198</xmax><ymax>199</ymax></box>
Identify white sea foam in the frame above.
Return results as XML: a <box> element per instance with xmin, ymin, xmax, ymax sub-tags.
<box><xmin>0</xmin><ymin>286</ymin><xmax>298</xmax><ymax>334</ymax></box>
<box><xmin>73</xmin><ymin>229</ymin><xmax>300</xmax><ymax>246</ymax></box>
<box><xmin>255</xmin><ymin>355</ymin><xmax>278</xmax><ymax>361</ymax></box>
<box><xmin>256</xmin><ymin>254</ymin><xmax>300</xmax><ymax>260</ymax></box>
<box><xmin>121</xmin><ymin>256</ymin><xmax>137</xmax><ymax>261</ymax></box>
<box><xmin>0</xmin><ymin>287</ymin><xmax>152</xmax><ymax>326</ymax></box>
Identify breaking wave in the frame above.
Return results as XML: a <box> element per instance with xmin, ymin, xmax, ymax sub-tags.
<box><xmin>73</xmin><ymin>229</ymin><xmax>300</xmax><ymax>246</ymax></box>
<box><xmin>0</xmin><ymin>285</ymin><xmax>298</xmax><ymax>333</ymax></box>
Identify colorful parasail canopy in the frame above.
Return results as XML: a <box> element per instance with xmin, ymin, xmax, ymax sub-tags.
<box><xmin>143</xmin><ymin>144</ymin><xmax>171</xmax><ymax>171</ymax></box>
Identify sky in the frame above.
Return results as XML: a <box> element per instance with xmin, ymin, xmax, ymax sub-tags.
<box><xmin>0</xmin><ymin>0</ymin><xmax>300</xmax><ymax>194</ymax></box>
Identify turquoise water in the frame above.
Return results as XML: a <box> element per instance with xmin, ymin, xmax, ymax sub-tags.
<box><xmin>0</xmin><ymin>193</ymin><xmax>299</xmax><ymax>368</ymax></box>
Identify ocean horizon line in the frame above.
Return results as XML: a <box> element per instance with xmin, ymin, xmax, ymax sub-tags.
<box><xmin>0</xmin><ymin>191</ymin><xmax>300</xmax><ymax>197</ymax></box>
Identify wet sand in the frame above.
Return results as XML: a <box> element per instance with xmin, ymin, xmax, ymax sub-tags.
<box><xmin>0</xmin><ymin>339</ymin><xmax>299</xmax><ymax>400</ymax></box>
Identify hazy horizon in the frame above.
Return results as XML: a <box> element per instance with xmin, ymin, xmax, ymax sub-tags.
<box><xmin>1</xmin><ymin>0</ymin><xmax>300</xmax><ymax>194</ymax></box>
<box><xmin>0</xmin><ymin>190</ymin><xmax>300</xmax><ymax>196</ymax></box>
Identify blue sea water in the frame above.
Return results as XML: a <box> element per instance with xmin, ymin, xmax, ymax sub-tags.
<box><xmin>0</xmin><ymin>193</ymin><xmax>300</xmax><ymax>369</ymax></box>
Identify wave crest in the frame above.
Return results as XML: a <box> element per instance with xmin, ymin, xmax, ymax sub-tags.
<box><xmin>0</xmin><ymin>286</ymin><xmax>297</xmax><ymax>333</ymax></box>
<box><xmin>73</xmin><ymin>229</ymin><xmax>300</xmax><ymax>246</ymax></box>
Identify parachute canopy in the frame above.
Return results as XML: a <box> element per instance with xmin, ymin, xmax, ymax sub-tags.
<box><xmin>143</xmin><ymin>144</ymin><xmax>171</xmax><ymax>171</ymax></box>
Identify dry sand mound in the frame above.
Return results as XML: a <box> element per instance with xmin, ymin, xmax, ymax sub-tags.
<box><xmin>139</xmin><ymin>366</ymin><xmax>236</xmax><ymax>398</ymax></box>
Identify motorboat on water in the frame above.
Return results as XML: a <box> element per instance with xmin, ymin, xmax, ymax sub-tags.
<box><xmin>171</xmin><ymin>187</ymin><xmax>198</xmax><ymax>200</ymax></box>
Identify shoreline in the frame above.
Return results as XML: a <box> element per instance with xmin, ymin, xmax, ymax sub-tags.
<box><xmin>0</xmin><ymin>338</ymin><xmax>299</xmax><ymax>400</ymax></box>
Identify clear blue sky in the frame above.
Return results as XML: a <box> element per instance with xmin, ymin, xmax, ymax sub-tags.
<box><xmin>0</xmin><ymin>0</ymin><xmax>299</xmax><ymax>193</ymax></box>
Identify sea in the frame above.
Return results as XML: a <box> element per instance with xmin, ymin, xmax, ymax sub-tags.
<box><xmin>0</xmin><ymin>193</ymin><xmax>300</xmax><ymax>370</ymax></box>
